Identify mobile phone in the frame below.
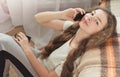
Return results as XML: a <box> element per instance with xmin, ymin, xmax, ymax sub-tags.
<box><xmin>74</xmin><ymin>13</ymin><xmax>85</xmax><ymax>21</ymax></box>
<box><xmin>26</xmin><ymin>35</ymin><xmax>31</xmax><ymax>42</ymax></box>
<box><xmin>14</xmin><ymin>33</ymin><xmax>31</xmax><ymax>42</ymax></box>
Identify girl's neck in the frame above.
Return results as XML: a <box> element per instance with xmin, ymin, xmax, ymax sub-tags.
<box><xmin>70</xmin><ymin>29</ymin><xmax>89</xmax><ymax>48</ymax></box>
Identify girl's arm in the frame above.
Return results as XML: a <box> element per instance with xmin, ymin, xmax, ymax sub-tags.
<box><xmin>14</xmin><ymin>32</ymin><xmax>59</xmax><ymax>77</ymax></box>
<box><xmin>34</xmin><ymin>8</ymin><xmax>77</xmax><ymax>31</ymax></box>
<box><xmin>23</xmin><ymin>46</ymin><xmax>58</xmax><ymax>77</ymax></box>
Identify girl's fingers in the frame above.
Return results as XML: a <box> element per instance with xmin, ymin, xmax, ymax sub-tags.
<box><xmin>16</xmin><ymin>32</ymin><xmax>28</xmax><ymax>41</ymax></box>
<box><xmin>13</xmin><ymin>37</ymin><xmax>21</xmax><ymax>45</ymax></box>
<box><xmin>14</xmin><ymin>36</ymin><xmax>22</xmax><ymax>44</ymax></box>
<box><xmin>81</xmin><ymin>9</ymin><xmax>86</xmax><ymax>15</ymax></box>
<box><xmin>13</xmin><ymin>37</ymin><xmax>18</xmax><ymax>42</ymax></box>
<box><xmin>14</xmin><ymin>32</ymin><xmax>25</xmax><ymax>42</ymax></box>
<box><xmin>19</xmin><ymin>32</ymin><xmax>26</xmax><ymax>37</ymax></box>
<box><xmin>75</xmin><ymin>8</ymin><xmax>86</xmax><ymax>15</ymax></box>
<box><xmin>17</xmin><ymin>32</ymin><xmax>25</xmax><ymax>38</ymax></box>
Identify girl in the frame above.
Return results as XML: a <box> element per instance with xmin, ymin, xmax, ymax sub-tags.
<box><xmin>0</xmin><ymin>6</ymin><xmax>116</xmax><ymax>77</ymax></box>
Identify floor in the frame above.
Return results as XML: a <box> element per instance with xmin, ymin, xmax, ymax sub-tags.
<box><xmin>9</xmin><ymin>66</ymin><xmax>18</xmax><ymax>77</ymax></box>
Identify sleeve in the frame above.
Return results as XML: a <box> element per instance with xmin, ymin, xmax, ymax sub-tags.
<box><xmin>63</xmin><ymin>20</ymin><xmax>74</xmax><ymax>30</ymax></box>
<box><xmin>31</xmin><ymin>47</ymin><xmax>41</xmax><ymax>58</ymax></box>
<box><xmin>55</xmin><ymin>61</ymin><xmax>64</xmax><ymax>76</ymax></box>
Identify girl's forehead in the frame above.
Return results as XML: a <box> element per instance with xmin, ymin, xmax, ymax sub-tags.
<box><xmin>95</xmin><ymin>9</ymin><xmax>107</xmax><ymax>23</ymax></box>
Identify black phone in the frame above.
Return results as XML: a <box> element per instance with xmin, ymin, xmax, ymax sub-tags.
<box><xmin>26</xmin><ymin>35</ymin><xmax>31</xmax><ymax>42</ymax></box>
<box><xmin>14</xmin><ymin>33</ymin><xmax>31</xmax><ymax>42</ymax></box>
<box><xmin>74</xmin><ymin>13</ymin><xmax>85</xmax><ymax>21</ymax></box>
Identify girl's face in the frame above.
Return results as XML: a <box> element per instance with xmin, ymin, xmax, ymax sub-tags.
<box><xmin>79</xmin><ymin>9</ymin><xmax>107</xmax><ymax>35</ymax></box>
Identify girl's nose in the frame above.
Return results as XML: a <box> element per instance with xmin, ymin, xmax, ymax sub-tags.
<box><xmin>89</xmin><ymin>16</ymin><xmax>95</xmax><ymax>23</ymax></box>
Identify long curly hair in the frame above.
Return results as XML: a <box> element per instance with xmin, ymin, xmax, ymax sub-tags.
<box><xmin>40</xmin><ymin>6</ymin><xmax>117</xmax><ymax>77</ymax></box>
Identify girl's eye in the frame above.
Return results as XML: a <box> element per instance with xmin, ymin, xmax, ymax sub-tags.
<box><xmin>96</xmin><ymin>20</ymin><xmax>99</xmax><ymax>25</ymax></box>
<box><xmin>91</xmin><ymin>12</ymin><xmax>94</xmax><ymax>16</ymax></box>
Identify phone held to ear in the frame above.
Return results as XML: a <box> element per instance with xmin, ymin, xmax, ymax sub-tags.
<box><xmin>74</xmin><ymin>13</ymin><xmax>85</xmax><ymax>21</ymax></box>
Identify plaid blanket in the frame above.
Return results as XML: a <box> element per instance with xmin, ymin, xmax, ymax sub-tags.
<box><xmin>101</xmin><ymin>34</ymin><xmax>120</xmax><ymax>77</ymax></box>
<box><xmin>74</xmin><ymin>34</ymin><xmax>120</xmax><ymax>77</ymax></box>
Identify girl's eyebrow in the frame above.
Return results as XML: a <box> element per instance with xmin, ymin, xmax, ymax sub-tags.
<box><xmin>94</xmin><ymin>11</ymin><xmax>102</xmax><ymax>24</ymax></box>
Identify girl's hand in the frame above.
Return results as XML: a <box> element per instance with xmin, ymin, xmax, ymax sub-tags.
<box><xmin>13</xmin><ymin>32</ymin><xmax>31</xmax><ymax>51</ymax></box>
<box><xmin>75</xmin><ymin>8</ymin><xmax>86</xmax><ymax>15</ymax></box>
<box><xmin>61</xmin><ymin>8</ymin><xmax>85</xmax><ymax>21</ymax></box>
<box><xmin>61</xmin><ymin>8</ymin><xmax>76</xmax><ymax>20</ymax></box>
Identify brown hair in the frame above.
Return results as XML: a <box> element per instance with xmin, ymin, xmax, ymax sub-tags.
<box><xmin>40</xmin><ymin>6</ymin><xmax>117</xmax><ymax>77</ymax></box>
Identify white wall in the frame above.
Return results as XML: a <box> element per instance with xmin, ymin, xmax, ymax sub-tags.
<box><xmin>110</xmin><ymin>0</ymin><xmax>120</xmax><ymax>33</ymax></box>
<box><xmin>5</xmin><ymin>0</ymin><xmax>100</xmax><ymax>48</ymax></box>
